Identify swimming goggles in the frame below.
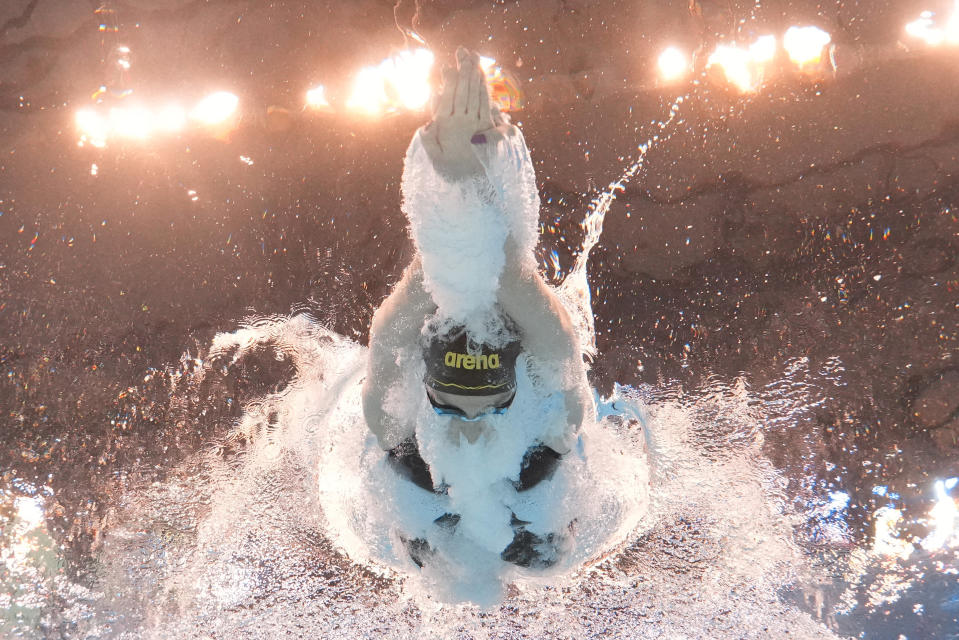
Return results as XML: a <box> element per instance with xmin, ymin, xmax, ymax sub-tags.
<box><xmin>426</xmin><ymin>390</ymin><xmax>515</xmax><ymax>422</ymax></box>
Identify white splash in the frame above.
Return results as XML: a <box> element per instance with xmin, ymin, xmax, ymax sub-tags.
<box><xmin>401</xmin><ymin>125</ymin><xmax>540</xmax><ymax>339</ymax></box>
<box><xmin>208</xmin><ymin>314</ymin><xmax>650</xmax><ymax>604</ymax></box>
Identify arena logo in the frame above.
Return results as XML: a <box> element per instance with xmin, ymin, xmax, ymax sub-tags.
<box><xmin>444</xmin><ymin>351</ymin><xmax>501</xmax><ymax>370</ymax></box>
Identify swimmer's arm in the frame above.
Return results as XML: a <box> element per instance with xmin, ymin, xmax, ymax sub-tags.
<box><xmin>496</xmin><ymin>262</ymin><xmax>593</xmax><ymax>453</ymax></box>
<box><xmin>363</xmin><ymin>259</ymin><xmax>436</xmax><ymax>450</ymax></box>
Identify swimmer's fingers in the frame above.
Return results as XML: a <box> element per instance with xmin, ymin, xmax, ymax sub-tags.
<box><xmin>475</xmin><ymin>55</ymin><xmax>493</xmax><ymax>126</ymax></box>
<box><xmin>434</xmin><ymin>65</ymin><xmax>456</xmax><ymax>118</ymax></box>
<box><xmin>465</xmin><ymin>50</ymin><xmax>484</xmax><ymax>119</ymax></box>
<box><xmin>453</xmin><ymin>47</ymin><xmax>472</xmax><ymax>114</ymax></box>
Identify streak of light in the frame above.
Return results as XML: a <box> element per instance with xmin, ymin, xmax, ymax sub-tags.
<box><xmin>783</xmin><ymin>25</ymin><xmax>832</xmax><ymax>68</ymax></box>
<box><xmin>657</xmin><ymin>46</ymin><xmax>690</xmax><ymax>83</ymax></box>
<box><xmin>91</xmin><ymin>84</ymin><xmax>133</xmax><ymax>103</ymax></box>
<box><xmin>190</xmin><ymin>91</ymin><xmax>240</xmax><ymax>141</ymax></box>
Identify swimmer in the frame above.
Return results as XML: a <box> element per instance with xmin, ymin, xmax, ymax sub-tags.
<box><xmin>362</xmin><ymin>47</ymin><xmax>593</xmax><ymax>483</ymax></box>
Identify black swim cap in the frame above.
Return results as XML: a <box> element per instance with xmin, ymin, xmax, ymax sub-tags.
<box><xmin>423</xmin><ymin>326</ymin><xmax>521</xmax><ymax>397</ymax></box>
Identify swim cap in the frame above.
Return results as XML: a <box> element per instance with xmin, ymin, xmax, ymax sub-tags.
<box><xmin>423</xmin><ymin>326</ymin><xmax>521</xmax><ymax>397</ymax></box>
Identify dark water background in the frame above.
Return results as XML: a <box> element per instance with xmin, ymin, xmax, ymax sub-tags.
<box><xmin>1</xmin><ymin>1</ymin><xmax>957</xmax><ymax>637</ymax></box>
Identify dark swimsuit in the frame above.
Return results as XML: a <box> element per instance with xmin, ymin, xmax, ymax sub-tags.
<box><xmin>388</xmin><ymin>434</ymin><xmax>562</xmax><ymax>494</ymax></box>
<box><xmin>389</xmin><ymin>436</ymin><xmax>565</xmax><ymax>569</ymax></box>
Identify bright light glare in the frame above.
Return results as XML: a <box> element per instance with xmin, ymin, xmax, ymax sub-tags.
<box><xmin>870</xmin><ymin>480</ymin><xmax>959</xmax><ymax>559</ymax></box>
<box><xmin>708</xmin><ymin>44</ymin><xmax>759</xmax><ymax>92</ymax></box>
<box><xmin>907</xmin><ymin>11</ymin><xmax>942</xmax><ymax>45</ymax></box>
<box><xmin>905</xmin><ymin>9</ymin><xmax>959</xmax><ymax>46</ymax></box>
<box><xmin>77</xmin><ymin>104</ymin><xmax>178</xmax><ymax>146</ymax></box>
<box><xmin>347</xmin><ymin>67</ymin><xmax>389</xmax><ymax>115</ymax></box>
<box><xmin>110</xmin><ymin>105</ymin><xmax>153</xmax><ymax>139</ymax></box>
<box><xmin>658</xmin><ymin>46</ymin><xmax>689</xmax><ymax>82</ymax></box>
<box><xmin>390</xmin><ymin>48</ymin><xmax>434</xmax><ymax>110</ymax></box>
<box><xmin>347</xmin><ymin>48</ymin><xmax>435</xmax><ymax>115</ymax></box>
<box><xmin>783</xmin><ymin>25</ymin><xmax>832</xmax><ymax>67</ymax></box>
<box><xmin>156</xmin><ymin>104</ymin><xmax>186</xmax><ymax>133</ymax></box>
<box><xmin>8</xmin><ymin>497</ymin><xmax>45</xmax><ymax>563</ymax></box>
<box><xmin>15</xmin><ymin>497</ymin><xmax>44</xmax><ymax>529</ymax></box>
<box><xmin>76</xmin><ymin>96</ymin><xmax>221</xmax><ymax>147</ymax></box>
<box><xmin>706</xmin><ymin>35</ymin><xmax>779</xmax><ymax>92</ymax></box>
<box><xmin>305</xmin><ymin>85</ymin><xmax>330</xmax><ymax>109</ymax></box>
<box><xmin>871</xmin><ymin>506</ymin><xmax>915</xmax><ymax>560</ymax></box>
<box><xmin>191</xmin><ymin>91</ymin><xmax>239</xmax><ymax>125</ymax></box>
<box><xmin>76</xmin><ymin>109</ymin><xmax>109</xmax><ymax>148</ymax></box>
<box><xmin>749</xmin><ymin>35</ymin><xmax>778</xmax><ymax>63</ymax></box>
<box><xmin>921</xmin><ymin>479</ymin><xmax>959</xmax><ymax>551</ymax></box>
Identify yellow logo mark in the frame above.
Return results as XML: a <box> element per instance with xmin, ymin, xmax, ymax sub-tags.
<box><xmin>444</xmin><ymin>351</ymin><xmax>501</xmax><ymax>370</ymax></box>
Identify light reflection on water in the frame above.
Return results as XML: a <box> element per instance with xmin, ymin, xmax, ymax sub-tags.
<box><xmin>0</xmin><ymin>488</ymin><xmax>68</xmax><ymax>636</ymax></box>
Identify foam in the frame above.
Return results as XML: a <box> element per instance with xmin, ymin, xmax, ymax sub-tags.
<box><xmin>202</xmin><ymin>315</ymin><xmax>649</xmax><ymax>604</ymax></box>
<box><xmin>54</xmin><ymin>308</ymin><xmax>848</xmax><ymax>640</ymax></box>
<box><xmin>74</xmin><ymin>316</ymin><xmax>843</xmax><ymax>639</ymax></box>
<box><xmin>401</xmin><ymin>127</ymin><xmax>540</xmax><ymax>344</ymax></box>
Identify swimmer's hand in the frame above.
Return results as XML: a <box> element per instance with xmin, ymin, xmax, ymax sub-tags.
<box><xmin>420</xmin><ymin>47</ymin><xmax>515</xmax><ymax>181</ymax></box>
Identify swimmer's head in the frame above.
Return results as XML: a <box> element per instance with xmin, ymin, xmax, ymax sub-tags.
<box><xmin>422</xmin><ymin>325</ymin><xmax>520</xmax><ymax>421</ymax></box>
